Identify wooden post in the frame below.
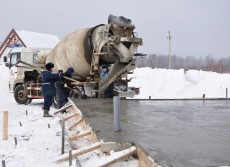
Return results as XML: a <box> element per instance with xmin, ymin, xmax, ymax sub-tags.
<box><xmin>69</xmin><ymin>150</ymin><xmax>72</xmax><ymax>166</ymax></box>
<box><xmin>3</xmin><ymin>111</ymin><xmax>8</xmax><ymax>140</ymax></box>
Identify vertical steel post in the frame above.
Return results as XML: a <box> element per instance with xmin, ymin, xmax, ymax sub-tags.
<box><xmin>113</xmin><ymin>96</ymin><xmax>121</xmax><ymax>131</ymax></box>
<box><xmin>61</xmin><ymin>119</ymin><xmax>65</xmax><ymax>154</ymax></box>
<box><xmin>2</xmin><ymin>160</ymin><xmax>6</xmax><ymax>167</ymax></box>
<box><xmin>226</xmin><ymin>88</ymin><xmax>228</xmax><ymax>98</ymax></box>
<box><xmin>14</xmin><ymin>137</ymin><xmax>17</xmax><ymax>146</ymax></box>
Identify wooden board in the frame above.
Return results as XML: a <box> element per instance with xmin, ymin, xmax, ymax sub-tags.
<box><xmin>98</xmin><ymin>146</ymin><xmax>137</xmax><ymax>167</ymax></box>
<box><xmin>100</xmin><ymin>142</ymin><xmax>132</xmax><ymax>153</ymax></box>
<box><xmin>67</xmin><ymin>117</ymin><xmax>83</xmax><ymax>131</ymax></box>
<box><xmin>54</xmin><ymin>104</ymin><xmax>73</xmax><ymax>115</ymax></box>
<box><xmin>3</xmin><ymin>111</ymin><xmax>8</xmax><ymax>140</ymax></box>
<box><xmin>137</xmin><ymin>147</ymin><xmax>156</xmax><ymax>167</ymax></box>
<box><xmin>63</xmin><ymin>113</ymin><xmax>78</xmax><ymax>122</ymax></box>
<box><xmin>69</xmin><ymin>130</ymin><xmax>91</xmax><ymax>141</ymax></box>
<box><xmin>54</xmin><ymin>142</ymin><xmax>101</xmax><ymax>162</ymax></box>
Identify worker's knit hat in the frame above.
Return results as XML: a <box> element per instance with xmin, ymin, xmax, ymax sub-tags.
<box><xmin>67</xmin><ymin>67</ymin><xmax>74</xmax><ymax>73</ymax></box>
<box><xmin>45</xmin><ymin>62</ymin><xmax>54</xmax><ymax>70</ymax></box>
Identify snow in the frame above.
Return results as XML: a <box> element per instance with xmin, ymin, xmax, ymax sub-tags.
<box><xmin>0</xmin><ymin>63</ymin><xmax>66</xmax><ymax>167</ymax></box>
<box><xmin>129</xmin><ymin>67</ymin><xmax>230</xmax><ymax>99</ymax></box>
<box><xmin>1</xmin><ymin>61</ymin><xmax>230</xmax><ymax>166</ymax></box>
<box><xmin>15</xmin><ymin>29</ymin><xmax>60</xmax><ymax>49</ymax></box>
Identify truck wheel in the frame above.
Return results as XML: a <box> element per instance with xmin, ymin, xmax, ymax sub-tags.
<box><xmin>14</xmin><ymin>85</ymin><xmax>30</xmax><ymax>104</ymax></box>
<box><xmin>69</xmin><ymin>87</ymin><xmax>82</xmax><ymax>99</ymax></box>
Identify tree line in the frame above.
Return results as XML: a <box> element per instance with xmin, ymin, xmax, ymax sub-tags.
<box><xmin>135</xmin><ymin>54</ymin><xmax>230</xmax><ymax>73</ymax></box>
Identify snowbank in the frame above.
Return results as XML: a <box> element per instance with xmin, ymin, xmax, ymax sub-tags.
<box><xmin>129</xmin><ymin>67</ymin><xmax>230</xmax><ymax>99</ymax></box>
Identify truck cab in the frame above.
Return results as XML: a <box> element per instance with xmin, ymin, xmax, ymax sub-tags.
<box><xmin>4</xmin><ymin>47</ymin><xmax>51</xmax><ymax>104</ymax></box>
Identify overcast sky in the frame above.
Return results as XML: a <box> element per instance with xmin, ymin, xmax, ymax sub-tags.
<box><xmin>0</xmin><ymin>0</ymin><xmax>229</xmax><ymax>58</ymax></box>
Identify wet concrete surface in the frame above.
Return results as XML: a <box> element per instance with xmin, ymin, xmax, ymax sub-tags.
<box><xmin>72</xmin><ymin>98</ymin><xmax>230</xmax><ymax>167</ymax></box>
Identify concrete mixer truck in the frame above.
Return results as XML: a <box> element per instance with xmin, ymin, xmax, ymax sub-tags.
<box><xmin>4</xmin><ymin>15</ymin><xmax>143</xmax><ymax>104</ymax></box>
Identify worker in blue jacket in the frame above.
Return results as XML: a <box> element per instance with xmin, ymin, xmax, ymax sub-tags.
<box><xmin>100</xmin><ymin>64</ymin><xmax>114</xmax><ymax>98</ymax></box>
<box><xmin>42</xmin><ymin>62</ymin><xmax>62</xmax><ymax>117</ymax></box>
<box><xmin>100</xmin><ymin>65</ymin><xmax>108</xmax><ymax>80</ymax></box>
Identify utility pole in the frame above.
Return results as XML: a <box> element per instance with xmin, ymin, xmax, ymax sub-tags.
<box><xmin>167</xmin><ymin>31</ymin><xmax>172</xmax><ymax>69</ymax></box>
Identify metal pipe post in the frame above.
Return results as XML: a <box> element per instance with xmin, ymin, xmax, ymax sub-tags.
<box><xmin>226</xmin><ymin>88</ymin><xmax>228</xmax><ymax>98</ymax></box>
<box><xmin>113</xmin><ymin>96</ymin><xmax>121</xmax><ymax>131</ymax></box>
<box><xmin>61</xmin><ymin>119</ymin><xmax>65</xmax><ymax>154</ymax></box>
<box><xmin>2</xmin><ymin>160</ymin><xmax>6</xmax><ymax>167</ymax></box>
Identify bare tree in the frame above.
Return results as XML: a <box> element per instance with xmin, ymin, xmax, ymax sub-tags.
<box><xmin>135</xmin><ymin>54</ymin><xmax>230</xmax><ymax>73</ymax></box>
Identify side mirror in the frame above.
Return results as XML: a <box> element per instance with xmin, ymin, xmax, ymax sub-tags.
<box><xmin>5</xmin><ymin>62</ymin><xmax>9</xmax><ymax>67</ymax></box>
<box><xmin>3</xmin><ymin>56</ymin><xmax>7</xmax><ymax>62</ymax></box>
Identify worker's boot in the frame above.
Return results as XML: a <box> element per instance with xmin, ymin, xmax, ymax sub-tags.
<box><xmin>43</xmin><ymin>109</ymin><xmax>53</xmax><ymax>117</ymax></box>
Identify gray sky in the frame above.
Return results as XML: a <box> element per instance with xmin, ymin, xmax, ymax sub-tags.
<box><xmin>0</xmin><ymin>0</ymin><xmax>230</xmax><ymax>58</ymax></box>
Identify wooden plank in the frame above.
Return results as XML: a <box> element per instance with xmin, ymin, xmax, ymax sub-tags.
<box><xmin>137</xmin><ymin>147</ymin><xmax>156</xmax><ymax>167</ymax></box>
<box><xmin>100</xmin><ymin>142</ymin><xmax>132</xmax><ymax>153</ymax></box>
<box><xmin>63</xmin><ymin>113</ymin><xmax>78</xmax><ymax>122</ymax></box>
<box><xmin>63</xmin><ymin>76</ymin><xmax>83</xmax><ymax>85</ymax></box>
<box><xmin>67</xmin><ymin>117</ymin><xmax>83</xmax><ymax>131</ymax></box>
<box><xmin>3</xmin><ymin>111</ymin><xmax>8</xmax><ymax>140</ymax></box>
<box><xmin>53</xmin><ymin>142</ymin><xmax>101</xmax><ymax>162</ymax></box>
<box><xmin>53</xmin><ymin>104</ymin><xmax>73</xmax><ymax>115</ymax></box>
<box><xmin>98</xmin><ymin>146</ymin><xmax>137</xmax><ymax>167</ymax></box>
<box><xmin>69</xmin><ymin>130</ymin><xmax>91</xmax><ymax>141</ymax></box>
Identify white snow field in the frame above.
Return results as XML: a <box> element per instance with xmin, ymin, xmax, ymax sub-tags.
<box><xmin>1</xmin><ymin>62</ymin><xmax>230</xmax><ymax>166</ymax></box>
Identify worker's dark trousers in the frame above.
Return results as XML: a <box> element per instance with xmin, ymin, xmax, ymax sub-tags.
<box><xmin>43</xmin><ymin>95</ymin><xmax>53</xmax><ymax>111</ymax></box>
<box><xmin>104</xmin><ymin>83</ymin><xmax>114</xmax><ymax>98</ymax></box>
<box><xmin>55</xmin><ymin>82</ymin><xmax>69</xmax><ymax>109</ymax></box>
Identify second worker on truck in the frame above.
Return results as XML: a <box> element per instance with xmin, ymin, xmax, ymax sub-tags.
<box><xmin>100</xmin><ymin>64</ymin><xmax>114</xmax><ymax>98</ymax></box>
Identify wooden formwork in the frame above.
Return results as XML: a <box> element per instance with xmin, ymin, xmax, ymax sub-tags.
<box><xmin>53</xmin><ymin>101</ymin><xmax>159</xmax><ymax>167</ymax></box>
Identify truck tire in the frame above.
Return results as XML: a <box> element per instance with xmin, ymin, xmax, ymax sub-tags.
<box><xmin>14</xmin><ymin>85</ymin><xmax>30</xmax><ymax>105</ymax></box>
<box><xmin>69</xmin><ymin>87</ymin><xmax>83</xmax><ymax>99</ymax></box>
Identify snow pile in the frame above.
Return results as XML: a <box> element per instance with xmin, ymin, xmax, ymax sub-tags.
<box><xmin>129</xmin><ymin>67</ymin><xmax>230</xmax><ymax>99</ymax></box>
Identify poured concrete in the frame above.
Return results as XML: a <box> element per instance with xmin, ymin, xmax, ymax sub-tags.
<box><xmin>72</xmin><ymin>98</ymin><xmax>230</xmax><ymax>167</ymax></box>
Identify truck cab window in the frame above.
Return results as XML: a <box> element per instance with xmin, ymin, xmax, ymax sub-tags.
<box><xmin>33</xmin><ymin>54</ymin><xmax>41</xmax><ymax>64</ymax></box>
<box><xmin>10</xmin><ymin>53</ymin><xmax>21</xmax><ymax>65</ymax></box>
